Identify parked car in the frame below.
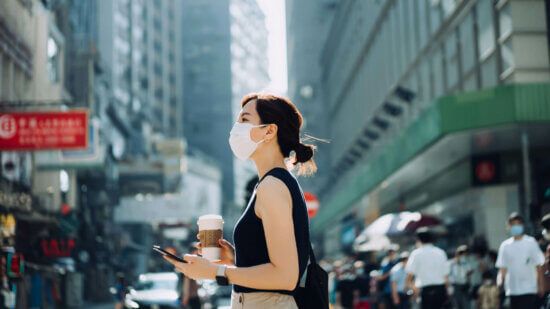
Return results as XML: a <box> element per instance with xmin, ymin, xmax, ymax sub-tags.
<box><xmin>126</xmin><ymin>272</ymin><xmax>181</xmax><ymax>309</ymax></box>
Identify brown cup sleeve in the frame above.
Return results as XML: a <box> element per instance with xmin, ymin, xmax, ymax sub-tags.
<box><xmin>199</xmin><ymin>229</ymin><xmax>222</xmax><ymax>248</ymax></box>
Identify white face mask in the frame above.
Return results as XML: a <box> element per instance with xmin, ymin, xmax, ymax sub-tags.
<box><xmin>228</xmin><ymin>122</ymin><xmax>267</xmax><ymax>160</ymax></box>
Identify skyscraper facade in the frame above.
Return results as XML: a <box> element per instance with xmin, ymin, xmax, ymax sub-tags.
<box><xmin>182</xmin><ymin>0</ymin><xmax>270</xmax><ymax>216</ymax></box>
<box><xmin>181</xmin><ymin>0</ymin><xmax>235</xmax><ymax>207</ymax></box>
<box><xmin>287</xmin><ymin>0</ymin><xmax>550</xmax><ymax>255</ymax></box>
<box><xmin>230</xmin><ymin>0</ymin><xmax>270</xmax><ymax>206</ymax></box>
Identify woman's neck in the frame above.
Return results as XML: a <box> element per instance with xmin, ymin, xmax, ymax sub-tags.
<box><xmin>253</xmin><ymin>152</ymin><xmax>287</xmax><ymax>180</ymax></box>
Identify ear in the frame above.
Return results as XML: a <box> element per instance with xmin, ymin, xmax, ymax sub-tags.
<box><xmin>265</xmin><ymin>124</ymin><xmax>278</xmax><ymax>141</ymax></box>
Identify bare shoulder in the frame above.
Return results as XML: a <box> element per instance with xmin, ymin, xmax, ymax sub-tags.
<box><xmin>255</xmin><ymin>176</ymin><xmax>292</xmax><ymax>215</ymax></box>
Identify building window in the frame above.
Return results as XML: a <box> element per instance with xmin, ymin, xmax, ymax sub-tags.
<box><xmin>418</xmin><ymin>0</ymin><xmax>429</xmax><ymax>50</ymax></box>
<box><xmin>420</xmin><ymin>59</ymin><xmax>432</xmax><ymax>101</ymax></box>
<box><xmin>463</xmin><ymin>72</ymin><xmax>478</xmax><ymax>91</ymax></box>
<box><xmin>47</xmin><ymin>36</ymin><xmax>60</xmax><ymax>83</ymax></box>
<box><xmin>459</xmin><ymin>12</ymin><xmax>476</xmax><ymax>75</ymax></box>
<box><xmin>429</xmin><ymin>0</ymin><xmax>442</xmax><ymax>35</ymax></box>
<box><xmin>499</xmin><ymin>3</ymin><xmax>513</xmax><ymax>40</ymax></box>
<box><xmin>500</xmin><ymin>38</ymin><xmax>515</xmax><ymax>76</ymax></box>
<box><xmin>445</xmin><ymin>29</ymin><xmax>459</xmax><ymax>90</ymax></box>
<box><xmin>432</xmin><ymin>47</ymin><xmax>445</xmax><ymax>98</ymax></box>
<box><xmin>481</xmin><ymin>54</ymin><xmax>498</xmax><ymax>88</ymax></box>
<box><xmin>477</xmin><ymin>0</ymin><xmax>495</xmax><ymax>61</ymax></box>
<box><xmin>442</xmin><ymin>0</ymin><xmax>456</xmax><ymax>18</ymax></box>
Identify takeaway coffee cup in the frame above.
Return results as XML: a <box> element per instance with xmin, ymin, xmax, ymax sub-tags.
<box><xmin>197</xmin><ymin>214</ymin><xmax>224</xmax><ymax>261</ymax></box>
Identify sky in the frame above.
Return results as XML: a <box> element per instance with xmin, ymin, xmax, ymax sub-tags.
<box><xmin>256</xmin><ymin>0</ymin><xmax>288</xmax><ymax>95</ymax></box>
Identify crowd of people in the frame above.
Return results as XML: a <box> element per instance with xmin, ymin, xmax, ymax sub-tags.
<box><xmin>325</xmin><ymin>212</ymin><xmax>550</xmax><ymax>309</ymax></box>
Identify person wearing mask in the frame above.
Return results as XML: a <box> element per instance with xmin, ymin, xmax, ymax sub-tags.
<box><xmin>406</xmin><ymin>228</ymin><xmax>449</xmax><ymax>309</ymax></box>
<box><xmin>496</xmin><ymin>212</ymin><xmax>545</xmax><ymax>309</ymax></box>
<box><xmin>449</xmin><ymin>245</ymin><xmax>473</xmax><ymax>309</ymax></box>
<box><xmin>377</xmin><ymin>245</ymin><xmax>399</xmax><ymax>309</ymax></box>
<box><xmin>390</xmin><ymin>252</ymin><xmax>410</xmax><ymax>309</ymax></box>
<box><xmin>540</xmin><ymin>213</ymin><xmax>550</xmax><ymax>309</ymax></box>
<box><xmin>163</xmin><ymin>94</ymin><xmax>317</xmax><ymax>309</ymax></box>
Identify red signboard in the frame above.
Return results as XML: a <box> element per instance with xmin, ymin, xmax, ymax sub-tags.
<box><xmin>0</xmin><ymin>110</ymin><xmax>88</xmax><ymax>150</ymax></box>
<box><xmin>40</xmin><ymin>238</ymin><xmax>76</xmax><ymax>258</ymax></box>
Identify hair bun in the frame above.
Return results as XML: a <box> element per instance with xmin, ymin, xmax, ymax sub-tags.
<box><xmin>295</xmin><ymin>143</ymin><xmax>315</xmax><ymax>164</ymax></box>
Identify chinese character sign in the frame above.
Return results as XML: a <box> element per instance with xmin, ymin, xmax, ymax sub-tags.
<box><xmin>0</xmin><ymin>110</ymin><xmax>88</xmax><ymax>150</ymax></box>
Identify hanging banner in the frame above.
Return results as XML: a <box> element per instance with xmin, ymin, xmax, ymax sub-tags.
<box><xmin>0</xmin><ymin>110</ymin><xmax>88</xmax><ymax>150</ymax></box>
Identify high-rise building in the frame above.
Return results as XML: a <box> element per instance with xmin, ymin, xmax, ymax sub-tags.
<box><xmin>230</xmin><ymin>0</ymin><xmax>270</xmax><ymax>206</ymax></box>
<box><xmin>285</xmin><ymin>0</ymin><xmax>338</xmax><ymax>193</ymax></box>
<box><xmin>182</xmin><ymin>0</ymin><xmax>234</xmax><ymax>207</ymax></box>
<box><xmin>98</xmin><ymin>0</ymin><xmax>183</xmax><ymax>155</ymax></box>
<box><xmin>182</xmin><ymin>0</ymin><xmax>269</xmax><ymax>215</ymax></box>
<box><xmin>287</xmin><ymin>0</ymin><xmax>550</xmax><ymax>255</ymax></box>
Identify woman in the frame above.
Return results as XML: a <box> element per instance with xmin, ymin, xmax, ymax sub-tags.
<box><xmin>164</xmin><ymin>93</ymin><xmax>316</xmax><ymax>308</ymax></box>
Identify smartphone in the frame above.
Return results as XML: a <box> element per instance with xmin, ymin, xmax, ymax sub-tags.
<box><xmin>152</xmin><ymin>245</ymin><xmax>187</xmax><ymax>263</ymax></box>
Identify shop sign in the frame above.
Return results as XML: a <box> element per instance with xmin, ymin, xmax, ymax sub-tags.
<box><xmin>0</xmin><ymin>191</ymin><xmax>32</xmax><ymax>212</ymax></box>
<box><xmin>472</xmin><ymin>155</ymin><xmax>501</xmax><ymax>186</ymax></box>
<box><xmin>0</xmin><ymin>110</ymin><xmax>88</xmax><ymax>150</ymax></box>
<box><xmin>34</xmin><ymin>119</ymin><xmax>105</xmax><ymax>170</ymax></box>
<box><xmin>40</xmin><ymin>238</ymin><xmax>76</xmax><ymax>258</ymax></box>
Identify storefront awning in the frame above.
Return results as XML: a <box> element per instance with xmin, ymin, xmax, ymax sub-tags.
<box><xmin>312</xmin><ymin>83</ymin><xmax>550</xmax><ymax>233</ymax></box>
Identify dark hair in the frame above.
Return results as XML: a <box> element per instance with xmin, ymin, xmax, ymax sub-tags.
<box><xmin>416</xmin><ymin>227</ymin><xmax>434</xmax><ymax>243</ymax></box>
<box><xmin>241</xmin><ymin>93</ymin><xmax>317</xmax><ymax>176</ymax></box>
<box><xmin>508</xmin><ymin>212</ymin><xmax>524</xmax><ymax>224</ymax></box>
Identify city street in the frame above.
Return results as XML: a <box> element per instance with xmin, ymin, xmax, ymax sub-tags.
<box><xmin>1</xmin><ymin>0</ymin><xmax>550</xmax><ymax>308</ymax></box>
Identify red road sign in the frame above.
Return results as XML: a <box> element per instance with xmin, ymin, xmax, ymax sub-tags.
<box><xmin>304</xmin><ymin>192</ymin><xmax>319</xmax><ymax>218</ymax></box>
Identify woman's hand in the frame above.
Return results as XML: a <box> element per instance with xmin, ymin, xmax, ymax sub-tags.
<box><xmin>163</xmin><ymin>254</ymin><xmax>217</xmax><ymax>281</ymax></box>
<box><xmin>195</xmin><ymin>236</ymin><xmax>235</xmax><ymax>266</ymax></box>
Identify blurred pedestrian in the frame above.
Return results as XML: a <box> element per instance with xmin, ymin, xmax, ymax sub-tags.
<box><xmin>354</xmin><ymin>260</ymin><xmax>372</xmax><ymax>309</ymax></box>
<box><xmin>390</xmin><ymin>252</ymin><xmax>410</xmax><ymax>309</ymax></box>
<box><xmin>329</xmin><ymin>260</ymin><xmax>343</xmax><ymax>307</ymax></box>
<box><xmin>540</xmin><ymin>213</ymin><xmax>550</xmax><ymax>309</ymax></box>
<box><xmin>377</xmin><ymin>245</ymin><xmax>399</xmax><ymax>309</ymax></box>
<box><xmin>336</xmin><ymin>265</ymin><xmax>359</xmax><ymax>309</ymax></box>
<box><xmin>496</xmin><ymin>212</ymin><xmax>545</xmax><ymax>309</ymax></box>
<box><xmin>406</xmin><ymin>228</ymin><xmax>449</xmax><ymax>309</ymax></box>
<box><xmin>449</xmin><ymin>245</ymin><xmax>473</xmax><ymax>309</ymax></box>
<box><xmin>114</xmin><ymin>273</ymin><xmax>127</xmax><ymax>309</ymax></box>
<box><xmin>477</xmin><ymin>271</ymin><xmax>499</xmax><ymax>309</ymax></box>
<box><xmin>469</xmin><ymin>236</ymin><xmax>491</xmax><ymax>304</ymax></box>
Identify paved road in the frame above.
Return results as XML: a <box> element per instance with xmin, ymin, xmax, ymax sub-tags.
<box><xmin>82</xmin><ymin>302</ymin><xmax>115</xmax><ymax>309</ymax></box>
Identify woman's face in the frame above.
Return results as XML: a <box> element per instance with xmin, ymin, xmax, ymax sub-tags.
<box><xmin>237</xmin><ymin>100</ymin><xmax>271</xmax><ymax>143</ymax></box>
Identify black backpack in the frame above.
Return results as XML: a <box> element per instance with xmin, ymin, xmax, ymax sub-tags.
<box><xmin>293</xmin><ymin>244</ymin><xmax>329</xmax><ymax>309</ymax></box>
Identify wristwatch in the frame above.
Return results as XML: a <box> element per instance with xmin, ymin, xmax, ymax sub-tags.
<box><xmin>216</xmin><ymin>265</ymin><xmax>229</xmax><ymax>286</ymax></box>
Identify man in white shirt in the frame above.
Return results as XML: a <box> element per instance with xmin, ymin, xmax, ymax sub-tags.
<box><xmin>406</xmin><ymin>228</ymin><xmax>449</xmax><ymax>309</ymax></box>
<box><xmin>496</xmin><ymin>212</ymin><xmax>544</xmax><ymax>309</ymax></box>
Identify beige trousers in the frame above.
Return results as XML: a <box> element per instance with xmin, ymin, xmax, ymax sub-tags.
<box><xmin>231</xmin><ymin>291</ymin><xmax>298</xmax><ymax>309</ymax></box>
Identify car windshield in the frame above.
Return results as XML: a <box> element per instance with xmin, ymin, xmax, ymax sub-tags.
<box><xmin>134</xmin><ymin>279</ymin><xmax>177</xmax><ymax>291</ymax></box>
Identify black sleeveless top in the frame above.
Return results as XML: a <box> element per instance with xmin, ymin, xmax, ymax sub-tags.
<box><xmin>232</xmin><ymin>168</ymin><xmax>310</xmax><ymax>294</ymax></box>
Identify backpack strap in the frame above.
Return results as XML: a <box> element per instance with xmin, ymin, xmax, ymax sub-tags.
<box><xmin>299</xmin><ymin>242</ymin><xmax>316</xmax><ymax>288</ymax></box>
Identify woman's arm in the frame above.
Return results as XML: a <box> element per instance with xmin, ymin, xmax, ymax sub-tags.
<box><xmin>225</xmin><ymin>177</ymin><xmax>299</xmax><ymax>290</ymax></box>
<box><xmin>165</xmin><ymin>177</ymin><xmax>300</xmax><ymax>291</ymax></box>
